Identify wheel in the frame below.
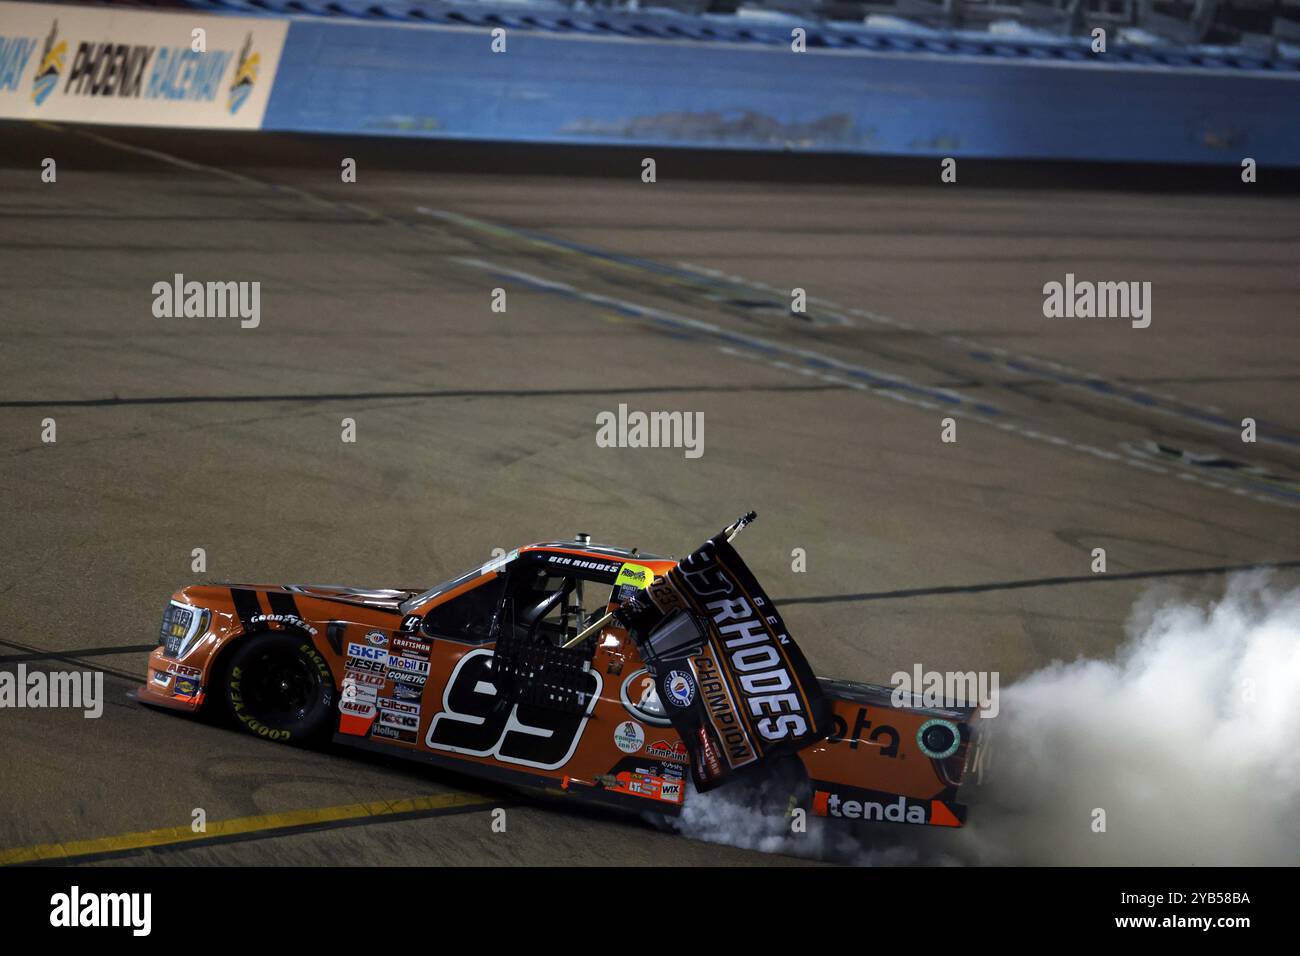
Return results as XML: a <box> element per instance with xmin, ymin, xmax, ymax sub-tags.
<box><xmin>223</xmin><ymin>632</ymin><xmax>335</xmax><ymax>744</ymax></box>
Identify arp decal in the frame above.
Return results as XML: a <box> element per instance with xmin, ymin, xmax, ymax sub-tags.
<box><xmin>828</xmin><ymin>707</ymin><xmax>900</xmax><ymax>758</ymax></box>
<box><xmin>426</xmin><ymin>648</ymin><xmax>601</xmax><ymax>771</ymax></box>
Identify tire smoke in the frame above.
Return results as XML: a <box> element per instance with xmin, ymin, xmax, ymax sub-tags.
<box><xmin>674</xmin><ymin>574</ymin><xmax>1300</xmax><ymax>865</ymax></box>
<box><xmin>962</xmin><ymin>573</ymin><xmax>1300</xmax><ymax>865</ymax></box>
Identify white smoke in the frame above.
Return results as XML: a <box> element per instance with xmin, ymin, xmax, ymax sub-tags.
<box><xmin>673</xmin><ymin>574</ymin><xmax>1300</xmax><ymax>865</ymax></box>
<box><xmin>671</xmin><ymin>770</ymin><xmax>955</xmax><ymax>865</ymax></box>
<box><xmin>964</xmin><ymin>573</ymin><xmax>1300</xmax><ymax>865</ymax></box>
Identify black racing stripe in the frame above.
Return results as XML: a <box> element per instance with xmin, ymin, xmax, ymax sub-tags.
<box><xmin>230</xmin><ymin>588</ymin><xmax>262</xmax><ymax>631</ymax></box>
<box><xmin>265</xmin><ymin>590</ymin><xmax>299</xmax><ymax>618</ymax></box>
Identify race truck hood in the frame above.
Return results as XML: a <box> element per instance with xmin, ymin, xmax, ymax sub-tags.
<box><xmin>278</xmin><ymin>584</ymin><xmax>420</xmax><ymax>611</ymax></box>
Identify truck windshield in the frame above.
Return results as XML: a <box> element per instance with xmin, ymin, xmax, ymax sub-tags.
<box><xmin>400</xmin><ymin>549</ymin><xmax>518</xmax><ymax>614</ymax></box>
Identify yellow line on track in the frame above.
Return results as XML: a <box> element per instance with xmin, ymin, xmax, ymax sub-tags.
<box><xmin>0</xmin><ymin>792</ymin><xmax>493</xmax><ymax>865</ymax></box>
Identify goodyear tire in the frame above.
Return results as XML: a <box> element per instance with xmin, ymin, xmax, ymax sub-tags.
<box><xmin>223</xmin><ymin>632</ymin><xmax>335</xmax><ymax>744</ymax></box>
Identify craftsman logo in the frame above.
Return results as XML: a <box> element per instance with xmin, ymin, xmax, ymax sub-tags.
<box><xmin>665</xmin><ymin>670</ymin><xmax>695</xmax><ymax>707</ymax></box>
<box><xmin>50</xmin><ymin>886</ymin><xmax>151</xmax><ymax>936</ymax></box>
<box><xmin>392</xmin><ymin>635</ymin><xmax>431</xmax><ymax>658</ymax></box>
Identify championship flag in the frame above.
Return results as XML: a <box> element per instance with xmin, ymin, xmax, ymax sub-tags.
<box><xmin>614</xmin><ymin>518</ymin><xmax>831</xmax><ymax>791</ymax></box>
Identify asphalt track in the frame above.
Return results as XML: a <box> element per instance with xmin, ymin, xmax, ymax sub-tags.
<box><xmin>1</xmin><ymin>121</ymin><xmax>1297</xmax><ymax>866</ymax></box>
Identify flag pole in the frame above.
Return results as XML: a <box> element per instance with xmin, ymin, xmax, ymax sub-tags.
<box><xmin>560</xmin><ymin>511</ymin><xmax>757</xmax><ymax>650</ymax></box>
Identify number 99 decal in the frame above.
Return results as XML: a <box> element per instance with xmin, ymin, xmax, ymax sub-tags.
<box><xmin>425</xmin><ymin>648</ymin><xmax>602</xmax><ymax>770</ymax></box>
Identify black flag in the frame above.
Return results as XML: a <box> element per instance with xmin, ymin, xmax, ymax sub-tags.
<box><xmin>616</xmin><ymin>529</ymin><xmax>831</xmax><ymax>791</ymax></box>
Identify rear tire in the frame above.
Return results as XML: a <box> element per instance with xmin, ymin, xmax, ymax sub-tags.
<box><xmin>223</xmin><ymin>632</ymin><xmax>335</xmax><ymax>744</ymax></box>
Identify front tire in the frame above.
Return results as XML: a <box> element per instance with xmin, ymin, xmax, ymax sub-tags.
<box><xmin>223</xmin><ymin>632</ymin><xmax>335</xmax><ymax>744</ymax></box>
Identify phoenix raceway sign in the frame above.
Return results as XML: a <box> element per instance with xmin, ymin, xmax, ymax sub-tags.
<box><xmin>0</xmin><ymin>2</ymin><xmax>286</xmax><ymax>128</ymax></box>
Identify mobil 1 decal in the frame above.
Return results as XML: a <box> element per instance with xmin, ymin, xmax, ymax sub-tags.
<box><xmin>425</xmin><ymin>648</ymin><xmax>601</xmax><ymax>770</ymax></box>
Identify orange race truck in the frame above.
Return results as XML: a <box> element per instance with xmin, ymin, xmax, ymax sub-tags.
<box><xmin>140</xmin><ymin>515</ymin><xmax>980</xmax><ymax>829</ymax></box>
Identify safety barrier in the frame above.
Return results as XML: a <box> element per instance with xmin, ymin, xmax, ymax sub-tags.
<box><xmin>2</xmin><ymin>0</ymin><xmax>1298</xmax><ymax>163</ymax></box>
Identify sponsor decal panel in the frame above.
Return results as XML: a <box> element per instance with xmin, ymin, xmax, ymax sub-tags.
<box><xmin>391</xmin><ymin>634</ymin><xmax>431</xmax><ymax>659</ymax></box>
<box><xmin>613</xmin><ymin>719</ymin><xmax>644</xmax><ymax>753</ymax></box>
<box><xmin>371</xmin><ymin>723</ymin><xmax>417</xmax><ymax>744</ymax></box>
<box><xmin>390</xmin><ymin>681</ymin><xmax>423</xmax><ymax>701</ymax></box>
<box><xmin>611</xmin><ymin>771</ymin><xmax>683</xmax><ymax>805</ymax></box>
<box><xmin>810</xmin><ymin>783</ymin><xmax>965</xmax><ymax>827</ymax></box>
<box><xmin>165</xmin><ymin>662</ymin><xmax>202</xmax><ymax>680</ymax></box>
<box><xmin>645</xmin><ymin>738</ymin><xmax>689</xmax><ymax>763</ymax></box>
<box><xmin>664</xmin><ymin>670</ymin><xmax>695</xmax><ymax>707</ymax></box>
<box><xmin>0</xmin><ymin>3</ymin><xmax>286</xmax><ymax>127</ymax></box>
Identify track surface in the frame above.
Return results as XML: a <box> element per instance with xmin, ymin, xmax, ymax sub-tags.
<box><xmin>1</xmin><ymin>122</ymin><xmax>1298</xmax><ymax>865</ymax></box>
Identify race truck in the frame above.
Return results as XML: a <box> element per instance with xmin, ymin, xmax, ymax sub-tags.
<box><xmin>140</xmin><ymin>514</ymin><xmax>979</xmax><ymax>828</ymax></box>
